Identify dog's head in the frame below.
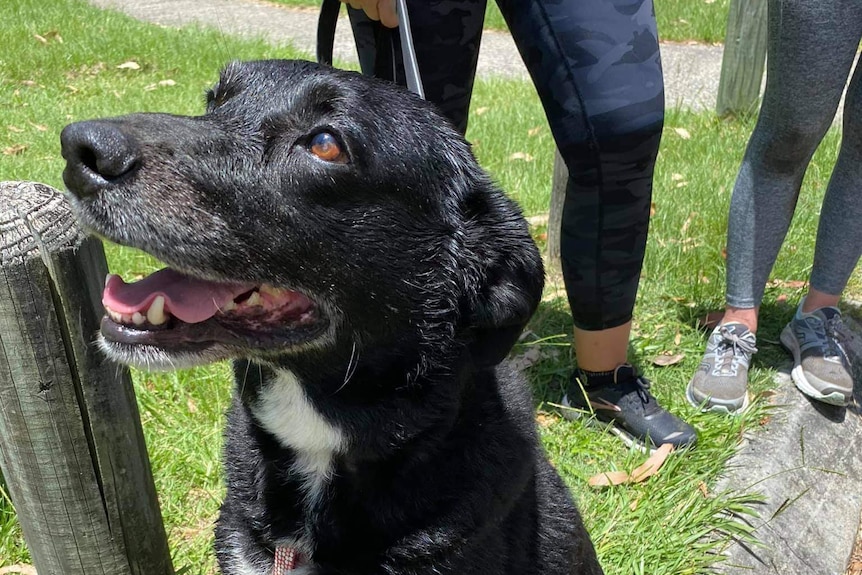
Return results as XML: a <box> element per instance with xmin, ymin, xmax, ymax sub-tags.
<box><xmin>62</xmin><ymin>59</ymin><xmax>543</xmax><ymax>385</ymax></box>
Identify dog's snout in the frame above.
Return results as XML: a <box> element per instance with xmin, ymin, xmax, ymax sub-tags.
<box><xmin>61</xmin><ymin>121</ymin><xmax>140</xmax><ymax>197</ymax></box>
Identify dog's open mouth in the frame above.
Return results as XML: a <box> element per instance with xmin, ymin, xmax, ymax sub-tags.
<box><xmin>100</xmin><ymin>267</ymin><xmax>322</xmax><ymax>353</ymax></box>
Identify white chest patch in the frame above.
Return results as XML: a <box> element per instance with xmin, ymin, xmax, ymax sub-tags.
<box><xmin>251</xmin><ymin>370</ymin><xmax>345</xmax><ymax>503</ymax></box>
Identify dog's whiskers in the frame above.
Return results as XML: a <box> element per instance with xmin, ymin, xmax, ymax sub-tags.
<box><xmin>238</xmin><ymin>359</ymin><xmax>252</xmax><ymax>399</ymax></box>
<box><xmin>332</xmin><ymin>340</ymin><xmax>359</xmax><ymax>395</ymax></box>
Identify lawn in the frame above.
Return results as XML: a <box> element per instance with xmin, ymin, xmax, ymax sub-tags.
<box><xmin>0</xmin><ymin>0</ymin><xmax>855</xmax><ymax>573</ymax></box>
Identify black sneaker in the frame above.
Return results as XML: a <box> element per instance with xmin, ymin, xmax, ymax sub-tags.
<box><xmin>561</xmin><ymin>364</ymin><xmax>697</xmax><ymax>451</ymax></box>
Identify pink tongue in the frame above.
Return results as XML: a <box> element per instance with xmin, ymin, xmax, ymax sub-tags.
<box><xmin>103</xmin><ymin>268</ymin><xmax>255</xmax><ymax>324</ymax></box>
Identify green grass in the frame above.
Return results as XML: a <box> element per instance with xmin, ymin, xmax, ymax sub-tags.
<box><xmin>266</xmin><ymin>0</ymin><xmax>732</xmax><ymax>44</ymax></box>
<box><xmin>0</xmin><ymin>0</ymin><xmax>855</xmax><ymax>574</ymax></box>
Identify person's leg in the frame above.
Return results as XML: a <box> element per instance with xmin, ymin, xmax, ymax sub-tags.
<box><xmin>808</xmin><ymin>49</ymin><xmax>862</xmax><ymax>303</ymax></box>
<box><xmin>346</xmin><ymin>1</ymin><xmax>486</xmax><ymax>134</ymax></box>
<box><xmin>497</xmin><ymin>0</ymin><xmax>696</xmax><ymax>449</ymax></box>
<box><xmin>689</xmin><ymin>0</ymin><xmax>862</xmax><ymax>412</ymax></box>
<box><xmin>780</xmin><ymin>39</ymin><xmax>862</xmax><ymax>406</ymax></box>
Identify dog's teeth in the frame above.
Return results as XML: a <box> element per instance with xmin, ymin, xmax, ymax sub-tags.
<box><xmin>121</xmin><ymin>313</ymin><xmax>133</xmax><ymax>324</ymax></box>
<box><xmin>246</xmin><ymin>291</ymin><xmax>262</xmax><ymax>306</ymax></box>
<box><xmin>147</xmin><ymin>295</ymin><xmax>168</xmax><ymax>325</ymax></box>
<box><xmin>132</xmin><ymin>312</ymin><xmax>146</xmax><ymax>326</ymax></box>
<box><xmin>222</xmin><ymin>299</ymin><xmax>237</xmax><ymax>312</ymax></box>
<box><xmin>259</xmin><ymin>284</ymin><xmax>283</xmax><ymax>297</ymax></box>
<box><xmin>107</xmin><ymin>307</ymin><xmax>123</xmax><ymax>323</ymax></box>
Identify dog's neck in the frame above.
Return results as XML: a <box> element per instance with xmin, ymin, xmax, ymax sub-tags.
<box><xmin>250</xmin><ymin>369</ymin><xmax>345</xmax><ymax>508</ymax></box>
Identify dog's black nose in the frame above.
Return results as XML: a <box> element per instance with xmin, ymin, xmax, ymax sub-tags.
<box><xmin>61</xmin><ymin>121</ymin><xmax>140</xmax><ymax>198</ymax></box>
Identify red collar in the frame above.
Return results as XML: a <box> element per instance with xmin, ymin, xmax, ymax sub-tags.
<box><xmin>273</xmin><ymin>545</ymin><xmax>303</xmax><ymax>573</ymax></box>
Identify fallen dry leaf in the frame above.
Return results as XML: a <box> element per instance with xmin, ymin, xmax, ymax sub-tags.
<box><xmin>588</xmin><ymin>470</ymin><xmax>631</xmax><ymax>487</ymax></box>
<box><xmin>518</xmin><ymin>329</ymin><xmax>537</xmax><ymax>342</ymax></box>
<box><xmin>509</xmin><ymin>152</ymin><xmax>535</xmax><ymax>162</ymax></box>
<box><xmin>527</xmin><ymin>126</ymin><xmax>543</xmax><ymax>137</ymax></box>
<box><xmin>117</xmin><ymin>61</ymin><xmax>141</xmax><ymax>70</ymax></box>
<box><xmin>629</xmin><ymin>443</ymin><xmax>673</xmax><ymax>482</ymax></box>
<box><xmin>652</xmin><ymin>353</ymin><xmax>685</xmax><ymax>367</ymax></box>
<box><xmin>509</xmin><ymin>346</ymin><xmax>542</xmax><ymax>372</ymax></box>
<box><xmin>588</xmin><ymin>444</ymin><xmax>674</xmax><ymax>488</ymax></box>
<box><xmin>767</xmin><ymin>279</ymin><xmax>807</xmax><ymax>290</ymax></box>
<box><xmin>3</xmin><ymin>144</ymin><xmax>28</xmax><ymax>156</ymax></box>
<box><xmin>536</xmin><ymin>413</ymin><xmax>559</xmax><ymax>428</ymax></box>
<box><xmin>525</xmin><ymin>213</ymin><xmax>549</xmax><ymax>227</ymax></box>
<box><xmin>43</xmin><ymin>30</ymin><xmax>63</xmax><ymax>43</ymax></box>
<box><xmin>474</xmin><ymin>106</ymin><xmax>489</xmax><ymax>116</ymax></box>
<box><xmin>680</xmin><ymin>211</ymin><xmax>696</xmax><ymax>235</ymax></box>
<box><xmin>649</xmin><ymin>202</ymin><xmax>657</xmax><ymax>217</ymax></box>
<box><xmin>145</xmin><ymin>79</ymin><xmax>177</xmax><ymax>91</ymax></box>
<box><xmin>698</xmin><ymin>481</ymin><xmax>710</xmax><ymax>498</ymax></box>
<box><xmin>672</xmin><ymin>127</ymin><xmax>692</xmax><ymax>140</ymax></box>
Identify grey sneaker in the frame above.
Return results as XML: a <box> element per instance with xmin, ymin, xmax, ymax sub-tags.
<box><xmin>780</xmin><ymin>306</ymin><xmax>854</xmax><ymax>406</ymax></box>
<box><xmin>686</xmin><ymin>323</ymin><xmax>758</xmax><ymax>414</ymax></box>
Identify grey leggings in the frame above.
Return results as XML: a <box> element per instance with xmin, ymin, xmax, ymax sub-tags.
<box><xmin>726</xmin><ymin>0</ymin><xmax>862</xmax><ymax>309</ymax></box>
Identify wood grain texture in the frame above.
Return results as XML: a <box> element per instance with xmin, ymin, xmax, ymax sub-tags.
<box><xmin>0</xmin><ymin>181</ymin><xmax>173</xmax><ymax>575</ymax></box>
<box><xmin>547</xmin><ymin>150</ymin><xmax>566</xmax><ymax>272</ymax></box>
<box><xmin>716</xmin><ymin>0</ymin><xmax>768</xmax><ymax>118</ymax></box>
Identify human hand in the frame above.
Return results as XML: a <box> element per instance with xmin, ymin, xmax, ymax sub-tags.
<box><xmin>341</xmin><ymin>0</ymin><xmax>399</xmax><ymax>28</ymax></box>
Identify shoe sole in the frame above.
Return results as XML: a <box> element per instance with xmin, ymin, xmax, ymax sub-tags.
<box><xmin>779</xmin><ymin>325</ymin><xmax>850</xmax><ymax>407</ymax></box>
<box><xmin>559</xmin><ymin>395</ymin><xmax>652</xmax><ymax>454</ymax></box>
<box><xmin>684</xmin><ymin>380</ymin><xmax>750</xmax><ymax>415</ymax></box>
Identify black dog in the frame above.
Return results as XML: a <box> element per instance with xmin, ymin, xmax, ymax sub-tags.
<box><xmin>61</xmin><ymin>59</ymin><xmax>603</xmax><ymax>575</ymax></box>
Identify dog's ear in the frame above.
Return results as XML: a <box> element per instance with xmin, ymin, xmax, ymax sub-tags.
<box><xmin>461</xmin><ymin>191</ymin><xmax>544</xmax><ymax>368</ymax></box>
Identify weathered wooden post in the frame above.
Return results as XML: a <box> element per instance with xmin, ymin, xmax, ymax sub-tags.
<box><xmin>716</xmin><ymin>0</ymin><xmax>768</xmax><ymax>117</ymax></box>
<box><xmin>547</xmin><ymin>150</ymin><xmax>566</xmax><ymax>271</ymax></box>
<box><xmin>0</xmin><ymin>181</ymin><xmax>173</xmax><ymax>574</ymax></box>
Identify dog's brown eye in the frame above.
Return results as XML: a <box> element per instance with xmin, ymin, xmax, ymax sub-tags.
<box><xmin>310</xmin><ymin>132</ymin><xmax>345</xmax><ymax>163</ymax></box>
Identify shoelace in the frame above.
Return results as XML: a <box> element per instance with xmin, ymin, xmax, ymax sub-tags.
<box><xmin>627</xmin><ymin>375</ymin><xmax>661</xmax><ymax>415</ymax></box>
<box><xmin>714</xmin><ymin>326</ymin><xmax>758</xmax><ymax>373</ymax></box>
<box><xmin>634</xmin><ymin>376</ymin><xmax>652</xmax><ymax>404</ymax></box>
<box><xmin>820</xmin><ymin>316</ymin><xmax>849</xmax><ymax>362</ymax></box>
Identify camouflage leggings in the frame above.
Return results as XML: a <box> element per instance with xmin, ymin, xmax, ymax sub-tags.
<box><xmin>348</xmin><ymin>0</ymin><xmax>664</xmax><ymax>331</ymax></box>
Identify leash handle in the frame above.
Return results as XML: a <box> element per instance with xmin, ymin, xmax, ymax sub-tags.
<box><xmin>316</xmin><ymin>0</ymin><xmax>425</xmax><ymax>100</ymax></box>
<box><xmin>394</xmin><ymin>0</ymin><xmax>425</xmax><ymax>99</ymax></box>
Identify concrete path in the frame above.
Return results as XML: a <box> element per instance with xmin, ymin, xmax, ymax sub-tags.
<box><xmin>81</xmin><ymin>0</ymin><xmax>859</xmax><ymax>573</ymax></box>
<box><xmin>88</xmin><ymin>0</ymin><xmax>725</xmax><ymax>113</ymax></box>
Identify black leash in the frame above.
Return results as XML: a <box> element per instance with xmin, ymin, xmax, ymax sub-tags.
<box><xmin>316</xmin><ymin>0</ymin><xmax>425</xmax><ymax>99</ymax></box>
